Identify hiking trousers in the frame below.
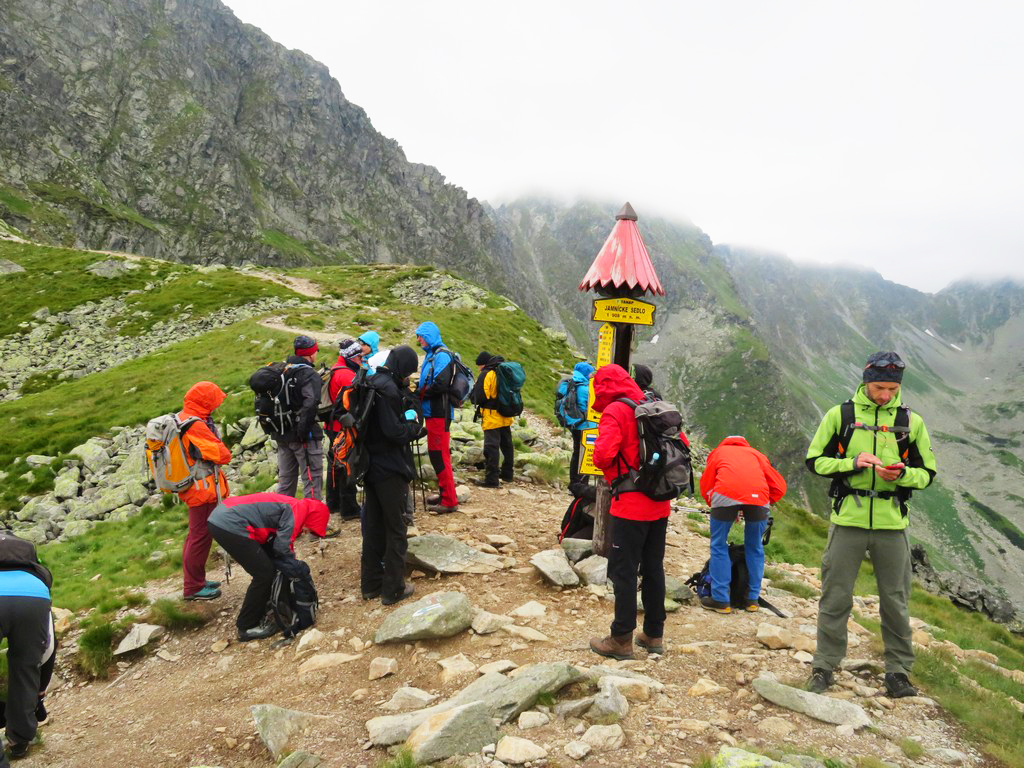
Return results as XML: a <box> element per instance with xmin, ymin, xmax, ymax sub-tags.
<box><xmin>569</xmin><ymin>430</ymin><xmax>583</xmax><ymax>486</ymax></box>
<box><xmin>608</xmin><ymin>516</ymin><xmax>668</xmax><ymax>638</ymax></box>
<box><xmin>182</xmin><ymin>501</ymin><xmax>217</xmax><ymax>597</ymax></box>
<box><xmin>324</xmin><ymin>431</ymin><xmax>359</xmax><ymax>518</ymax></box>
<box><xmin>361</xmin><ymin>475</ymin><xmax>409</xmax><ymax>600</ymax></box>
<box><xmin>814</xmin><ymin>524</ymin><xmax>914</xmax><ymax>675</ymax></box>
<box><xmin>208</xmin><ymin>524</ymin><xmax>276</xmax><ymax>632</ymax></box>
<box><xmin>483</xmin><ymin>425</ymin><xmax>514</xmax><ymax>483</ymax></box>
<box><xmin>709</xmin><ymin>516</ymin><xmax>769</xmax><ymax>604</ymax></box>
<box><xmin>426</xmin><ymin>418</ymin><xmax>457</xmax><ymax>506</ymax></box>
<box><xmin>0</xmin><ymin>595</ymin><xmax>51</xmax><ymax>746</ymax></box>
<box><xmin>277</xmin><ymin>438</ymin><xmax>324</xmax><ymax>501</ymax></box>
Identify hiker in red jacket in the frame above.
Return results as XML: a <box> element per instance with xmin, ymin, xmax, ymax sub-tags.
<box><xmin>589</xmin><ymin>364</ymin><xmax>678</xmax><ymax>660</ymax></box>
<box><xmin>324</xmin><ymin>339</ymin><xmax>364</xmax><ymax>521</ymax></box>
<box><xmin>207</xmin><ymin>493</ymin><xmax>329</xmax><ymax>641</ymax></box>
<box><xmin>699</xmin><ymin>436</ymin><xmax>787</xmax><ymax>613</ymax></box>
<box><xmin>177</xmin><ymin>381</ymin><xmax>232</xmax><ymax>602</ymax></box>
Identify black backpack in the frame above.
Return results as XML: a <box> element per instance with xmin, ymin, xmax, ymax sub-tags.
<box><xmin>685</xmin><ymin>518</ymin><xmax>786</xmax><ymax>617</ymax></box>
<box><xmin>249</xmin><ymin>362</ymin><xmax>305</xmax><ymax>437</ymax></box>
<box><xmin>0</xmin><ymin>530</ymin><xmax>53</xmax><ymax>589</ymax></box>
<box><xmin>611</xmin><ymin>398</ymin><xmax>693</xmax><ymax>501</ymax></box>
<box><xmin>559</xmin><ymin>496</ymin><xmax>595</xmax><ymax>542</ymax></box>
<box><xmin>328</xmin><ymin>369</ymin><xmax>377</xmax><ymax>489</ymax></box>
<box><xmin>268</xmin><ymin>566</ymin><xmax>319</xmax><ymax>639</ymax></box>
<box><xmin>471</xmin><ymin>362</ymin><xmax>526</xmax><ymax>418</ymax></box>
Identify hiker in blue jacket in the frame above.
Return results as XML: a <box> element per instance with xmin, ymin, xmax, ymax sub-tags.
<box><xmin>557</xmin><ymin>361</ymin><xmax>597</xmax><ymax>486</ymax></box>
<box><xmin>359</xmin><ymin>330</ymin><xmax>381</xmax><ymax>373</ymax></box>
<box><xmin>415</xmin><ymin>321</ymin><xmax>459</xmax><ymax>513</ymax></box>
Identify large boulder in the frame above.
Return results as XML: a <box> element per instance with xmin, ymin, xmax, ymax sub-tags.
<box><xmin>374</xmin><ymin>591</ymin><xmax>473</xmax><ymax>644</ymax></box>
<box><xmin>573</xmin><ymin>555</ymin><xmax>608</xmax><ymax>586</ymax></box>
<box><xmin>70</xmin><ymin>438</ymin><xmax>111</xmax><ymax>474</ymax></box>
<box><xmin>561</xmin><ymin>537</ymin><xmax>593</xmax><ymax>563</ymax></box>
<box><xmin>15</xmin><ymin>495</ymin><xmax>64</xmax><ymax>523</ymax></box>
<box><xmin>406</xmin><ymin>534</ymin><xmax>505</xmax><ymax>574</ymax></box>
<box><xmin>53</xmin><ymin>467</ymin><xmax>81</xmax><ymax>501</ymax></box>
<box><xmin>530</xmin><ymin>548</ymin><xmax>580</xmax><ymax>587</ymax></box>
<box><xmin>250</xmin><ymin>704</ymin><xmax>326</xmax><ymax>761</ymax></box>
<box><xmin>240</xmin><ymin>419</ymin><xmax>269</xmax><ymax>450</ymax></box>
<box><xmin>752</xmin><ymin>675</ymin><xmax>871</xmax><ymax>728</ymax></box>
<box><xmin>406</xmin><ymin>702</ymin><xmax>498</xmax><ymax>764</ymax></box>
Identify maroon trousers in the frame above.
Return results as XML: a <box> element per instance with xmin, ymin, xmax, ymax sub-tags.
<box><xmin>182</xmin><ymin>501</ymin><xmax>217</xmax><ymax>597</ymax></box>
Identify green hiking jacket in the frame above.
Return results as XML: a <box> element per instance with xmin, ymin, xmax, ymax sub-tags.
<box><xmin>806</xmin><ymin>384</ymin><xmax>937</xmax><ymax>530</ymax></box>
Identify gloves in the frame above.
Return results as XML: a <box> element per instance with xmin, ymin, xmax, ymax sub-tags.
<box><xmin>404</xmin><ymin>409</ymin><xmax>418</xmax><ymax>421</ymax></box>
<box><xmin>417</xmin><ymin>426</ymin><xmax>429</xmax><ymax>440</ymax></box>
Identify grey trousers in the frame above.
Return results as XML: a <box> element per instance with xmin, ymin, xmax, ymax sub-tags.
<box><xmin>276</xmin><ymin>438</ymin><xmax>324</xmax><ymax>501</ymax></box>
<box><xmin>0</xmin><ymin>595</ymin><xmax>51</xmax><ymax>746</ymax></box>
<box><xmin>814</xmin><ymin>524</ymin><xmax>914</xmax><ymax>675</ymax></box>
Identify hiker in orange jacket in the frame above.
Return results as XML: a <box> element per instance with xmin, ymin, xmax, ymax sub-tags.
<box><xmin>178</xmin><ymin>381</ymin><xmax>232</xmax><ymax>601</ymax></box>
<box><xmin>698</xmin><ymin>436</ymin><xmax>786</xmax><ymax>613</ymax></box>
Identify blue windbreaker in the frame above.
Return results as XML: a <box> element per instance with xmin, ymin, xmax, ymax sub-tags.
<box><xmin>415</xmin><ymin>321</ymin><xmax>455</xmax><ymax>419</ymax></box>
<box><xmin>558</xmin><ymin>361</ymin><xmax>596</xmax><ymax>430</ymax></box>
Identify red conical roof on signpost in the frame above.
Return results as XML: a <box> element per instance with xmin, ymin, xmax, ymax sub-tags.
<box><xmin>579</xmin><ymin>202</ymin><xmax>665</xmax><ymax>296</ymax></box>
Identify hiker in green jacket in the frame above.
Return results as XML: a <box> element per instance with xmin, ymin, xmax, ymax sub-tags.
<box><xmin>804</xmin><ymin>351</ymin><xmax>937</xmax><ymax>699</ymax></box>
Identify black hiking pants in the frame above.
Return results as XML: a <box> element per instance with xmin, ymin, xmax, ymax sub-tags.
<box><xmin>607</xmin><ymin>516</ymin><xmax>668</xmax><ymax>639</ymax></box>
<box><xmin>208</xmin><ymin>524</ymin><xmax>276</xmax><ymax>631</ymax></box>
<box><xmin>0</xmin><ymin>595</ymin><xmax>51</xmax><ymax>747</ymax></box>
<box><xmin>325</xmin><ymin>432</ymin><xmax>360</xmax><ymax>518</ymax></box>
<box><xmin>569</xmin><ymin>429</ymin><xmax>583</xmax><ymax>486</ymax></box>
<box><xmin>483</xmin><ymin>426</ymin><xmax>515</xmax><ymax>483</ymax></box>
<box><xmin>361</xmin><ymin>475</ymin><xmax>409</xmax><ymax>600</ymax></box>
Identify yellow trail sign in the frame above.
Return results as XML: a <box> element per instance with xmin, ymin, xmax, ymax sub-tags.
<box><xmin>592</xmin><ymin>297</ymin><xmax>656</xmax><ymax>326</ymax></box>
<box><xmin>578</xmin><ymin>427</ymin><xmax>602</xmax><ymax>476</ymax></box>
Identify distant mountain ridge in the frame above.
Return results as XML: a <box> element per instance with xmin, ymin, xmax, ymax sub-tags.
<box><xmin>2</xmin><ymin>0</ymin><xmax>1023</xmax><ymax>601</ymax></box>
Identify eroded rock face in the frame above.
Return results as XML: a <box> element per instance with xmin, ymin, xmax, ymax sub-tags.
<box><xmin>912</xmin><ymin>544</ymin><xmax>1017</xmax><ymax>624</ymax></box>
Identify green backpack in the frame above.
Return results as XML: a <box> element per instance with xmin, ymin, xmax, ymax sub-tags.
<box><xmin>495</xmin><ymin>362</ymin><xmax>526</xmax><ymax>417</ymax></box>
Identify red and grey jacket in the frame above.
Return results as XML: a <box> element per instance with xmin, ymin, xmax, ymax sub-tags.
<box><xmin>208</xmin><ymin>493</ymin><xmax>328</xmax><ymax>576</ymax></box>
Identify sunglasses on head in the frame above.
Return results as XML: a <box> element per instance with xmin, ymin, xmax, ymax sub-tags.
<box><xmin>866</xmin><ymin>352</ymin><xmax>905</xmax><ymax>370</ymax></box>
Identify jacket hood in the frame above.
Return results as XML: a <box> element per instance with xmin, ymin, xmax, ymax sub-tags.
<box><xmin>633</xmin><ymin>364</ymin><xmax>653</xmax><ymax>391</ymax></box>
<box><xmin>384</xmin><ymin>345</ymin><xmax>420</xmax><ymax>380</ymax></box>
<box><xmin>718</xmin><ymin>436</ymin><xmax>752</xmax><ymax>449</ymax></box>
<box><xmin>293</xmin><ymin>498</ymin><xmax>329</xmax><ymax>539</ymax></box>
<box><xmin>854</xmin><ymin>382</ymin><xmax>903</xmax><ymax>411</ymax></box>
<box><xmin>415</xmin><ymin>321</ymin><xmax>443</xmax><ymax>350</ymax></box>
<box><xmin>359</xmin><ymin>330</ymin><xmax>380</xmax><ymax>355</ymax></box>
<box><xmin>592</xmin><ymin>364</ymin><xmax>645</xmax><ymax>412</ymax></box>
<box><xmin>182</xmin><ymin>381</ymin><xmax>226</xmax><ymax>418</ymax></box>
<box><xmin>572</xmin><ymin>361</ymin><xmax>595</xmax><ymax>383</ymax></box>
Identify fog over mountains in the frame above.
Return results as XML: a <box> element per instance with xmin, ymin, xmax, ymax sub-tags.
<box><xmin>1</xmin><ymin>0</ymin><xmax>1022</xmax><ymax>602</ymax></box>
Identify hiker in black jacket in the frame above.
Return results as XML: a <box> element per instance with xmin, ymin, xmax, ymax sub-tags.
<box><xmin>277</xmin><ymin>335</ymin><xmax>324</xmax><ymax>501</ymax></box>
<box><xmin>362</xmin><ymin>345</ymin><xmax>424</xmax><ymax>606</ymax></box>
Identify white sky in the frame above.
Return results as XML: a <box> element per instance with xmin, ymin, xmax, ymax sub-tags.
<box><xmin>222</xmin><ymin>0</ymin><xmax>1024</xmax><ymax>293</ymax></box>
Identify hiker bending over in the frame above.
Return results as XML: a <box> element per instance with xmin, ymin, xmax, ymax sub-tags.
<box><xmin>325</xmin><ymin>339</ymin><xmax>364</xmax><ymax>521</ymax></box>
<box><xmin>805</xmin><ymin>351</ymin><xmax>937</xmax><ymax>698</ymax></box>
<box><xmin>208</xmin><ymin>493</ymin><xmax>328</xmax><ymax>642</ymax></box>
<box><xmin>589</xmin><ymin>364</ymin><xmax>671</xmax><ymax>661</ymax></box>
<box><xmin>0</xmin><ymin>530</ymin><xmax>53</xmax><ymax>762</ymax></box>
<box><xmin>555</xmin><ymin>362</ymin><xmax>596</xmax><ymax>487</ymax></box>
<box><xmin>276</xmin><ymin>335</ymin><xmax>324</xmax><ymax>501</ymax></box>
<box><xmin>698</xmin><ymin>436</ymin><xmax>786</xmax><ymax>613</ymax></box>
<box><xmin>362</xmin><ymin>346</ymin><xmax>423</xmax><ymax>606</ymax></box>
<box><xmin>415</xmin><ymin>322</ymin><xmax>459</xmax><ymax>513</ymax></box>
<box><xmin>471</xmin><ymin>351</ymin><xmax>515</xmax><ymax>487</ymax></box>
<box><xmin>177</xmin><ymin>381</ymin><xmax>231</xmax><ymax>601</ymax></box>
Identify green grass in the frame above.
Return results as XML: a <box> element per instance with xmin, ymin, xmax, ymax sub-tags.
<box><xmin>146</xmin><ymin>598</ymin><xmax>211</xmax><ymax>630</ymax></box>
<box><xmin>898</xmin><ymin>738</ymin><xmax>925</xmax><ymax>759</ymax></box>
<box><xmin>763</xmin><ymin>566</ymin><xmax>819</xmax><ymax>599</ymax></box>
<box><xmin>377</xmin><ymin>747</ymin><xmax>417</xmax><ymax>768</ymax></box>
<box><xmin>76</xmin><ymin>622</ymin><xmax>117</xmax><ymax>678</ymax></box>
<box><xmin>26</xmin><ymin>181</ymin><xmax>160</xmax><ymax>232</ymax></box>
<box><xmin>0</xmin><ymin>241</ymin><xmax>177</xmax><ymax>336</ymax></box>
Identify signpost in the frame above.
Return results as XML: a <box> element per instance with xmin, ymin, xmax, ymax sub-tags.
<box><xmin>578</xmin><ymin>203</ymin><xmax>665</xmax><ymax>556</ymax></box>
<box><xmin>578</xmin><ymin>427</ymin><xmax>601</xmax><ymax>476</ymax></box>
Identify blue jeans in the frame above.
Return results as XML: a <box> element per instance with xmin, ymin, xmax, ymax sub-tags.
<box><xmin>709</xmin><ymin>517</ymin><xmax>768</xmax><ymax>604</ymax></box>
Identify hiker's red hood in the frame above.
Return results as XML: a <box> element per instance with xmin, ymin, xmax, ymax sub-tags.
<box><xmin>718</xmin><ymin>436</ymin><xmax>751</xmax><ymax>449</ymax></box>
<box><xmin>592</xmin><ymin>364</ymin><xmax>645</xmax><ymax>412</ymax></box>
<box><xmin>182</xmin><ymin>381</ymin><xmax>226</xmax><ymax>419</ymax></box>
<box><xmin>292</xmin><ymin>498</ymin><xmax>329</xmax><ymax>541</ymax></box>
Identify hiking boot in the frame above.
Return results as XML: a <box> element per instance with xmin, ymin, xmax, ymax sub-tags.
<box><xmin>700</xmin><ymin>596</ymin><xmax>731</xmax><ymax>614</ymax></box>
<box><xmin>426</xmin><ymin>493</ymin><xmax>442</xmax><ymax>505</ymax></box>
<box><xmin>7</xmin><ymin>741</ymin><xmax>28</xmax><ymax>759</ymax></box>
<box><xmin>382</xmin><ymin>584</ymin><xmax>415</xmax><ymax>606</ymax></box>
<box><xmin>807</xmin><ymin>667</ymin><xmax>834</xmax><ymax>693</ymax></box>
<box><xmin>340</xmin><ymin>513</ymin><xmax>361</xmax><ymax>522</ymax></box>
<box><xmin>473</xmin><ymin>478</ymin><xmax>500</xmax><ymax>488</ymax></box>
<box><xmin>500</xmin><ymin>473</ymin><xmax>515</xmax><ymax>483</ymax></box>
<box><xmin>361</xmin><ymin>589</ymin><xmax>381</xmax><ymax>601</ymax></box>
<box><xmin>185</xmin><ymin>585</ymin><xmax>221</xmax><ymax>601</ymax></box>
<box><xmin>428</xmin><ymin>504</ymin><xmax>459</xmax><ymax>515</ymax></box>
<box><xmin>589</xmin><ymin>633</ymin><xmax>635</xmax><ymax>661</ymax></box>
<box><xmin>205</xmin><ymin>579</ymin><xmax>222</xmax><ymax>589</ymax></box>
<box><xmin>635</xmin><ymin>631</ymin><xmax>664</xmax><ymax>655</ymax></box>
<box><xmin>884</xmin><ymin>672</ymin><xmax>918</xmax><ymax>699</ymax></box>
<box><xmin>744</xmin><ymin>599</ymin><xmax>760</xmax><ymax>612</ymax></box>
<box><xmin>238</xmin><ymin>622</ymin><xmax>279</xmax><ymax>642</ymax></box>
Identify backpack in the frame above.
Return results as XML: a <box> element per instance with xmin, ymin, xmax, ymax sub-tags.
<box><xmin>611</xmin><ymin>398</ymin><xmax>693</xmax><ymax>501</ymax></box>
<box><xmin>429</xmin><ymin>345</ymin><xmax>474</xmax><ymax>407</ymax></box>
<box><xmin>249</xmin><ymin>362</ymin><xmax>304</xmax><ymax>437</ymax></box>
<box><xmin>0</xmin><ymin>530</ymin><xmax>54</xmax><ymax>589</ymax></box>
<box><xmin>559</xmin><ymin>496</ymin><xmax>595</xmax><ymax>542</ymax></box>
<box><xmin>267</xmin><ymin>566</ymin><xmax>319</xmax><ymax>639</ymax></box>
<box><xmin>145</xmin><ymin>414</ymin><xmax>215</xmax><ymax>494</ymax></box>
<box><xmin>495</xmin><ymin>362</ymin><xmax>526</xmax><ymax>417</ymax></box>
<box><xmin>329</xmin><ymin>370</ymin><xmax>376</xmax><ymax>489</ymax></box>
<box><xmin>684</xmin><ymin>518</ymin><xmax>786</xmax><ymax>617</ymax></box>
<box><xmin>555</xmin><ymin>377</ymin><xmax>586</xmax><ymax>428</ymax></box>
<box><xmin>317</xmin><ymin>365</ymin><xmax>346</xmax><ymax>422</ymax></box>
<box><xmin>828</xmin><ymin>400</ymin><xmax>914</xmax><ymax>515</ymax></box>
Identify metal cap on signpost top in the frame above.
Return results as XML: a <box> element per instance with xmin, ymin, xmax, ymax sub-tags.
<box><xmin>578</xmin><ymin>203</ymin><xmax>664</xmax><ymax>556</ymax></box>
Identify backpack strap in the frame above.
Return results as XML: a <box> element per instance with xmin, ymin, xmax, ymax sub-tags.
<box><xmin>609</xmin><ymin>398</ymin><xmax>640</xmax><ymax>497</ymax></box>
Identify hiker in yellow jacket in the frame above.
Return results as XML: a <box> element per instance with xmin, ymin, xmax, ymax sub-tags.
<box><xmin>471</xmin><ymin>352</ymin><xmax>515</xmax><ymax>487</ymax></box>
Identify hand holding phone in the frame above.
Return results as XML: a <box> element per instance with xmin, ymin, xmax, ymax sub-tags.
<box><xmin>883</xmin><ymin>463</ymin><xmax>905</xmax><ymax>471</ymax></box>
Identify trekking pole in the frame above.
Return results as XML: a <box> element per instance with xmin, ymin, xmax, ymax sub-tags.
<box><xmin>415</xmin><ymin>441</ymin><xmax>426</xmax><ymax>516</ymax></box>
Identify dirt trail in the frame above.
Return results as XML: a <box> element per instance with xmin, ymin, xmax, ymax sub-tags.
<box><xmin>246</xmin><ymin>270</ymin><xmax>323</xmax><ymax>298</ymax></box>
<box><xmin>32</xmin><ymin>420</ymin><xmax>983</xmax><ymax>767</ymax></box>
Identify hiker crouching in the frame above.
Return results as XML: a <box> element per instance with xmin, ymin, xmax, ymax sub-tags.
<box><xmin>698</xmin><ymin>436</ymin><xmax>786</xmax><ymax>613</ymax></box>
<box><xmin>177</xmin><ymin>381</ymin><xmax>231</xmax><ymax>602</ymax></box>
<box><xmin>362</xmin><ymin>346</ymin><xmax>424</xmax><ymax>606</ymax></box>
<box><xmin>276</xmin><ymin>335</ymin><xmax>324</xmax><ymax>501</ymax></box>
<box><xmin>805</xmin><ymin>351</ymin><xmax>937</xmax><ymax>699</ymax></box>
<box><xmin>589</xmin><ymin>364</ymin><xmax>670</xmax><ymax>660</ymax></box>
<box><xmin>208</xmin><ymin>493</ymin><xmax>328</xmax><ymax>642</ymax></box>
